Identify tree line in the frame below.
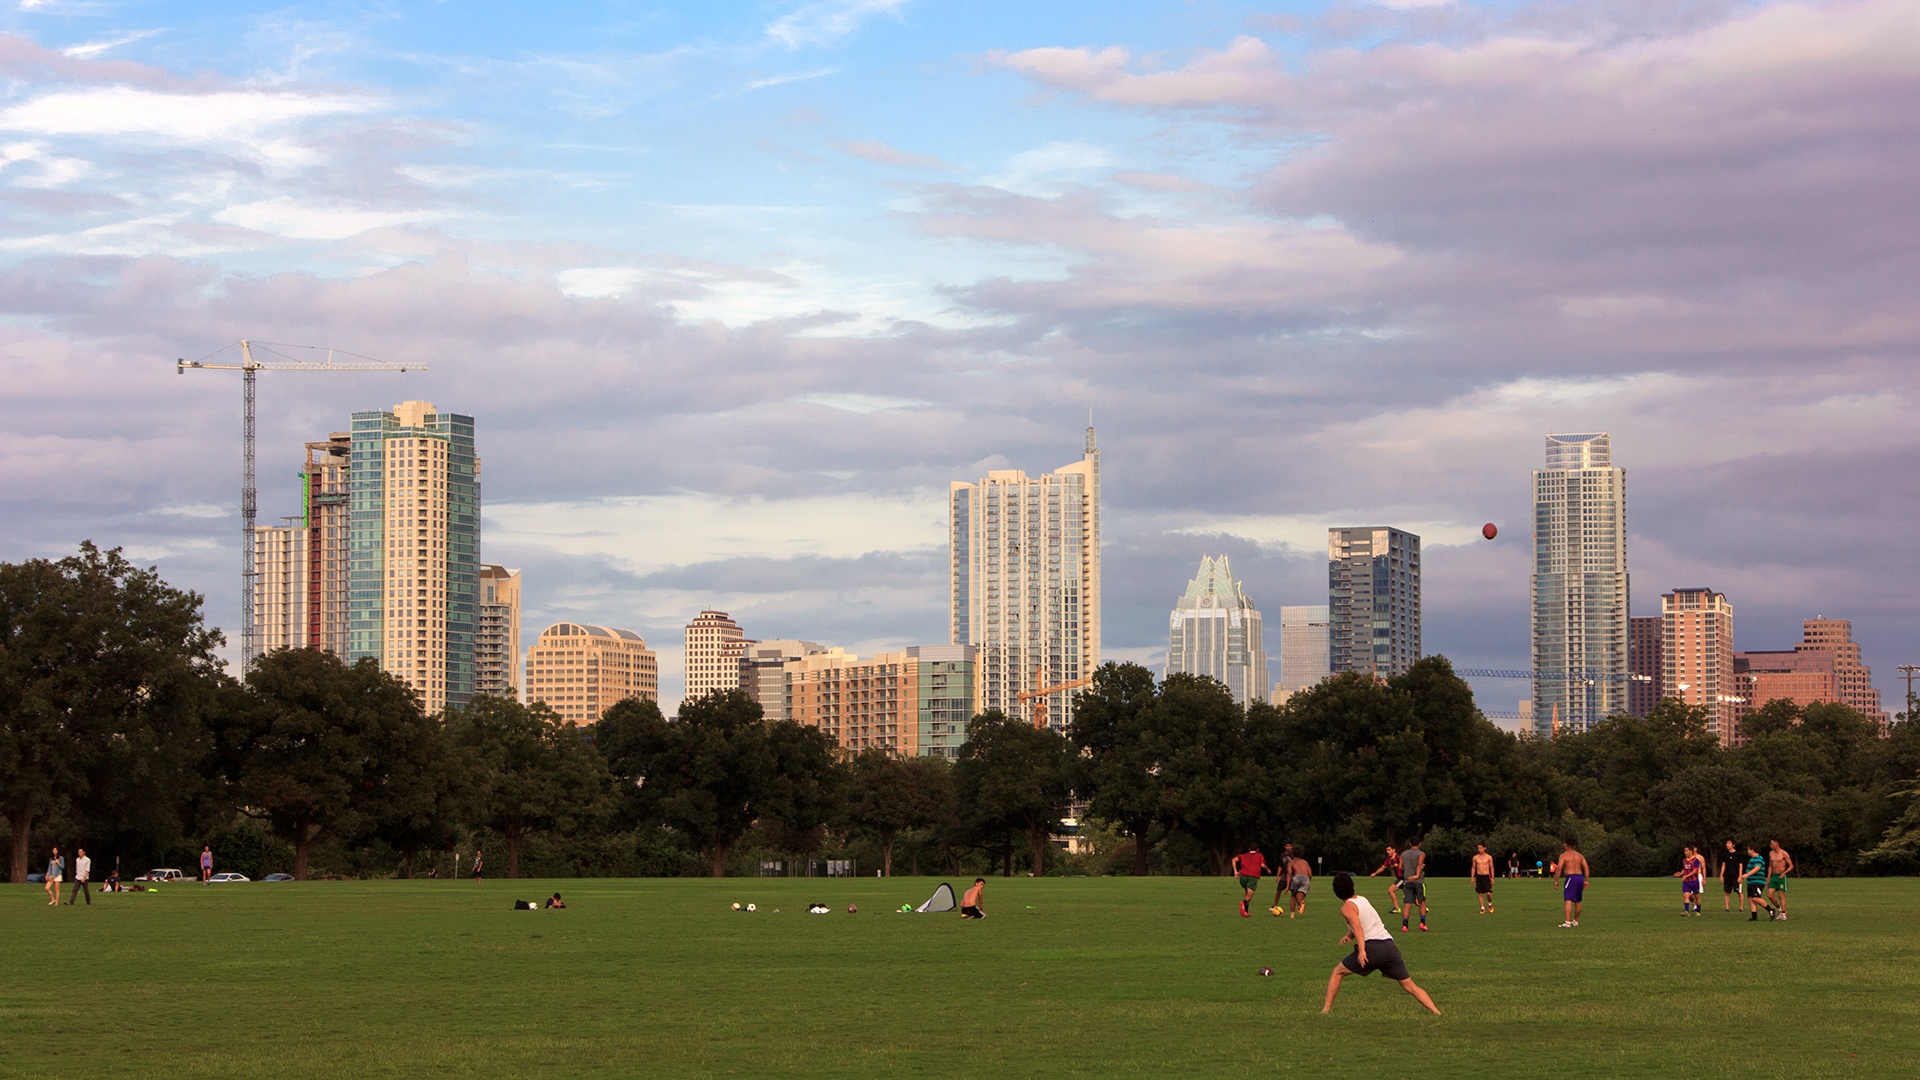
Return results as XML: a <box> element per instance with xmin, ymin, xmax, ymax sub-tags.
<box><xmin>5</xmin><ymin>545</ymin><xmax>1919</xmax><ymax>881</ymax></box>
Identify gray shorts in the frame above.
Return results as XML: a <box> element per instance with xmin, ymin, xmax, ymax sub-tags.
<box><xmin>1341</xmin><ymin>938</ymin><xmax>1410</xmax><ymax>981</ymax></box>
<box><xmin>1290</xmin><ymin>875</ymin><xmax>1310</xmax><ymax>893</ymax></box>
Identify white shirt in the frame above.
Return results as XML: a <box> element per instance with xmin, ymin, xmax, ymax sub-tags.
<box><xmin>1348</xmin><ymin>895</ymin><xmax>1393</xmax><ymax>941</ymax></box>
<box><xmin>74</xmin><ymin>855</ymin><xmax>91</xmax><ymax>882</ymax></box>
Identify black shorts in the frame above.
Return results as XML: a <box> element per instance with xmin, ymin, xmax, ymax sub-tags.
<box><xmin>1341</xmin><ymin>939</ymin><xmax>1410</xmax><ymax>982</ymax></box>
<box><xmin>1401</xmin><ymin>881</ymin><xmax>1426</xmax><ymax>904</ymax></box>
<box><xmin>1723</xmin><ymin>875</ymin><xmax>1738</xmax><ymax>894</ymax></box>
<box><xmin>1474</xmin><ymin>874</ymin><xmax>1493</xmax><ymax>895</ymax></box>
<box><xmin>1745</xmin><ymin>881</ymin><xmax>1765</xmax><ymax>899</ymax></box>
<box><xmin>961</xmin><ymin>905</ymin><xmax>984</xmax><ymax>919</ymax></box>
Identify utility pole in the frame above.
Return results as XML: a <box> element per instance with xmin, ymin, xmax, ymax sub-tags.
<box><xmin>178</xmin><ymin>341</ymin><xmax>421</xmax><ymax>672</ymax></box>
<box><xmin>1899</xmin><ymin>665</ymin><xmax>1918</xmax><ymax>725</ymax></box>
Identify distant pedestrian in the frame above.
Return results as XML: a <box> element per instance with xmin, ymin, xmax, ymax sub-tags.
<box><xmin>1720</xmin><ymin>840</ymin><xmax>1741</xmax><ymax>912</ymax></box>
<box><xmin>1674</xmin><ymin>845</ymin><xmax>1704</xmax><ymax>916</ymax></box>
<box><xmin>1740</xmin><ymin>843</ymin><xmax>1769</xmax><ymax>920</ymax></box>
<box><xmin>1398</xmin><ymin>838</ymin><xmax>1428</xmax><ymax>932</ymax></box>
<box><xmin>45</xmin><ymin>847</ymin><xmax>63</xmax><ymax>906</ymax></box>
<box><xmin>1507</xmin><ymin>851</ymin><xmax>1520</xmax><ymax>879</ymax></box>
<box><xmin>200</xmin><ymin>846</ymin><xmax>213</xmax><ymax>883</ymax></box>
<box><xmin>1472</xmin><ymin>844</ymin><xmax>1496</xmax><ymax>914</ymax></box>
<box><xmin>1369</xmin><ymin>845</ymin><xmax>1403</xmax><ymax>914</ymax></box>
<box><xmin>66</xmin><ymin>848</ymin><xmax>91</xmax><ymax>906</ymax></box>
<box><xmin>1767</xmin><ymin>840</ymin><xmax>1795</xmax><ymax>921</ymax></box>
<box><xmin>1320</xmin><ymin>872</ymin><xmax>1441</xmax><ymax>1016</ymax></box>
<box><xmin>471</xmin><ymin>850</ymin><xmax>484</xmax><ymax>882</ymax></box>
<box><xmin>1556</xmin><ymin>839</ymin><xmax>1590</xmax><ymax>927</ymax></box>
<box><xmin>961</xmin><ymin>878</ymin><xmax>986</xmax><ymax>919</ymax></box>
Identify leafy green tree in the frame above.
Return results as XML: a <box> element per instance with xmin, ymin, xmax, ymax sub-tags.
<box><xmin>1860</xmin><ymin>773</ymin><xmax>1920</xmax><ymax>871</ymax></box>
<box><xmin>0</xmin><ymin>544</ymin><xmax>224</xmax><ymax>882</ymax></box>
<box><xmin>1548</xmin><ymin>698</ymin><xmax>1720</xmax><ymax>836</ymax></box>
<box><xmin>757</xmin><ymin>720</ymin><xmax>849</xmax><ymax>872</ymax></box>
<box><xmin>1646</xmin><ymin>764</ymin><xmax>1764</xmax><ymax>851</ymax></box>
<box><xmin>848</xmin><ymin>750</ymin><xmax>951</xmax><ymax>876</ymax></box>
<box><xmin>1154</xmin><ymin>673</ymin><xmax>1274</xmax><ymax>873</ymax></box>
<box><xmin>600</xmin><ymin>689</ymin><xmax>779</xmax><ymax>877</ymax></box>
<box><xmin>954</xmin><ymin>710</ymin><xmax>1076</xmax><ymax>877</ymax></box>
<box><xmin>1738</xmin><ymin>789</ymin><xmax>1822</xmax><ymax>853</ymax></box>
<box><xmin>1069</xmin><ymin>662</ymin><xmax>1167</xmax><ymax>875</ymax></box>
<box><xmin>370</xmin><ymin>708</ymin><xmax>478</xmax><ymax>878</ymax></box>
<box><xmin>450</xmin><ymin>696</ymin><xmax>612</xmax><ymax>879</ymax></box>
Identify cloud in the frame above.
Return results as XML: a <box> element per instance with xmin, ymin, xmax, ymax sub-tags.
<box><xmin>766</xmin><ymin>0</ymin><xmax>910</xmax><ymax>49</ymax></box>
<box><xmin>836</xmin><ymin>138</ymin><xmax>951</xmax><ymax>171</ymax></box>
<box><xmin>745</xmin><ymin>67</ymin><xmax>839</xmax><ymax>90</ymax></box>
<box><xmin>61</xmin><ymin>30</ymin><xmax>161</xmax><ymax>60</ymax></box>
<box><xmin>0</xmin><ymin>86</ymin><xmax>374</xmax><ymax>145</ymax></box>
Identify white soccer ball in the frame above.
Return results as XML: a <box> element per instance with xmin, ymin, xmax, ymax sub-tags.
<box><xmin>731</xmin><ymin>902</ymin><xmax>742</xmax><ymax>911</ymax></box>
<box><xmin>746</xmin><ymin>903</ymin><xmax>756</xmax><ymax>912</ymax></box>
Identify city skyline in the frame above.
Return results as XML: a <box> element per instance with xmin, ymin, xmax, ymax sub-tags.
<box><xmin>2</xmin><ymin>2</ymin><xmax>1914</xmax><ymax>714</ymax></box>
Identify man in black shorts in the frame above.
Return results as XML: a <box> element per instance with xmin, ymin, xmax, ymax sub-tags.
<box><xmin>1321</xmin><ymin>872</ymin><xmax>1441</xmax><ymax>1016</ymax></box>
<box><xmin>1720</xmin><ymin>839</ymin><xmax>1740</xmax><ymax>912</ymax></box>
<box><xmin>1398</xmin><ymin>837</ymin><xmax>1429</xmax><ymax>932</ymax></box>
<box><xmin>1471</xmin><ymin>844</ymin><xmax>1495</xmax><ymax>914</ymax></box>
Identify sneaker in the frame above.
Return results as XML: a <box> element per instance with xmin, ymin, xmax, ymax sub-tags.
<box><xmin>1240</xmin><ymin>901</ymin><xmax>1249</xmax><ymax>918</ymax></box>
<box><xmin>1419</xmin><ymin>923</ymin><xmax>1429</xmax><ymax>932</ymax></box>
<box><xmin>1558</xmin><ymin>921</ymin><xmax>1574</xmax><ymax>928</ymax></box>
<box><xmin>1778</xmin><ymin>913</ymin><xmax>1787</xmax><ymax>921</ymax></box>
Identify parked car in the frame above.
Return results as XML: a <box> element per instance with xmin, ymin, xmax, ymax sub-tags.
<box><xmin>135</xmin><ymin>868</ymin><xmax>184</xmax><ymax>882</ymax></box>
<box><xmin>207</xmin><ymin>872</ymin><xmax>250</xmax><ymax>883</ymax></box>
<box><xmin>261</xmin><ymin>873</ymin><xmax>294</xmax><ymax>882</ymax></box>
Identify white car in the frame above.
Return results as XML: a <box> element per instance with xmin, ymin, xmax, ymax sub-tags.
<box><xmin>207</xmin><ymin>872</ymin><xmax>250</xmax><ymax>883</ymax></box>
<box><xmin>136</xmin><ymin>868</ymin><xmax>185</xmax><ymax>882</ymax></box>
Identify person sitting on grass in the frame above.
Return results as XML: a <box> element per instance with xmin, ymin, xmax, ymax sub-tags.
<box><xmin>1321</xmin><ymin>873</ymin><xmax>1441</xmax><ymax>1016</ymax></box>
<box><xmin>545</xmin><ymin>893</ymin><xmax>566</xmax><ymax>909</ymax></box>
<box><xmin>961</xmin><ymin>878</ymin><xmax>986</xmax><ymax>919</ymax></box>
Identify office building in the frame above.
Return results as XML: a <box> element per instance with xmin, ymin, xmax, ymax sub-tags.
<box><xmin>1628</xmin><ymin>615</ymin><xmax>1664</xmax><ymax>717</ymax></box>
<box><xmin>344</xmin><ymin>400</ymin><xmax>480</xmax><ymax>714</ymax></box>
<box><xmin>1328</xmin><ymin>527</ymin><xmax>1421</xmax><ymax>677</ymax></box>
<box><xmin>300</xmin><ymin>433</ymin><xmax>353</xmax><ymax>654</ymax></box>
<box><xmin>1733</xmin><ymin>648</ymin><xmax>1837</xmax><ymax>725</ymax></box>
<box><xmin>784</xmin><ymin>645</ymin><xmax>977</xmax><ymax>757</ymax></box>
<box><xmin>253</xmin><ymin>520</ymin><xmax>308</xmax><ymax>654</ymax></box>
<box><xmin>1799</xmin><ymin>618</ymin><xmax>1887</xmax><ymax>728</ymax></box>
<box><xmin>475</xmin><ymin>565</ymin><xmax>522</xmax><ymax>700</ymax></box>
<box><xmin>1165</xmin><ymin>555</ymin><xmax>1268</xmax><ymax>708</ymax></box>
<box><xmin>1276</xmin><ymin>604</ymin><xmax>1332</xmax><ymax>701</ymax></box>
<box><xmin>1531</xmin><ymin>432</ymin><xmax>1630</xmax><ymax>736</ymax></box>
<box><xmin>949</xmin><ymin>427</ymin><xmax>1101</xmax><ymax>728</ymax></box>
<box><xmin>1663</xmin><ymin>588</ymin><xmax>1735</xmax><ymax>744</ymax></box>
<box><xmin>684</xmin><ymin>609</ymin><xmax>749</xmax><ymax>704</ymax></box>
<box><xmin>739</xmin><ymin>639</ymin><xmax>835</xmax><ymax>721</ymax></box>
<box><xmin>525</xmin><ymin>622</ymin><xmax>659</xmax><ymax>726</ymax></box>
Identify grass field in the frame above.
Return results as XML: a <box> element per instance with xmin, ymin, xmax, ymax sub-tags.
<box><xmin>6</xmin><ymin>873</ymin><xmax>1918</xmax><ymax>1078</ymax></box>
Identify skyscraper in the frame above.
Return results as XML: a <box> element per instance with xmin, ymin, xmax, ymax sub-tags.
<box><xmin>300</xmin><ymin>433</ymin><xmax>352</xmax><ymax>654</ymax></box>
<box><xmin>1327</xmin><ymin>527</ymin><xmax>1421</xmax><ymax>677</ymax></box>
<box><xmin>949</xmin><ymin>427</ymin><xmax>1101</xmax><ymax>728</ymax></box>
<box><xmin>345</xmin><ymin>401</ymin><xmax>480</xmax><ymax>714</ymax></box>
<box><xmin>475</xmin><ymin>564</ymin><xmax>522</xmax><ymax>700</ymax></box>
<box><xmin>739</xmin><ymin>639</ymin><xmax>833</xmax><ymax>722</ymax></box>
<box><xmin>1799</xmin><ymin>618</ymin><xmax>1887</xmax><ymax>728</ymax></box>
<box><xmin>1663</xmin><ymin>587</ymin><xmax>1735</xmax><ymax>744</ymax></box>
<box><xmin>1628</xmin><ymin>615</ymin><xmax>1664</xmax><ymax>717</ymax></box>
<box><xmin>524</xmin><ymin>622</ymin><xmax>658</xmax><ymax>726</ymax></box>
<box><xmin>684</xmin><ymin>609</ymin><xmax>748</xmax><ymax>704</ymax></box>
<box><xmin>253</xmin><ymin>519</ymin><xmax>307</xmax><ymax>653</ymax></box>
<box><xmin>1531</xmin><ymin>433</ymin><xmax>1629</xmax><ymax>735</ymax></box>
<box><xmin>1275</xmin><ymin>605</ymin><xmax>1331</xmax><ymax>702</ymax></box>
<box><xmin>784</xmin><ymin>645</ymin><xmax>977</xmax><ymax>757</ymax></box>
<box><xmin>1165</xmin><ymin>555</ymin><xmax>1268</xmax><ymax>708</ymax></box>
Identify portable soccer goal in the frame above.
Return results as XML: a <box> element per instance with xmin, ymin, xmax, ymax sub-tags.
<box><xmin>915</xmin><ymin>882</ymin><xmax>957</xmax><ymax>913</ymax></box>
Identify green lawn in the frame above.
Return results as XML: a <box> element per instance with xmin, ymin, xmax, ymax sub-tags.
<box><xmin>6</xmin><ymin>874</ymin><xmax>1916</xmax><ymax>1078</ymax></box>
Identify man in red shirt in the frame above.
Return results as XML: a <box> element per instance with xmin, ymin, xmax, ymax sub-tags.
<box><xmin>1233</xmin><ymin>849</ymin><xmax>1267</xmax><ymax>918</ymax></box>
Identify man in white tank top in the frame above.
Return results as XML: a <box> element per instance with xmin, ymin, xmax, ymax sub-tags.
<box><xmin>1321</xmin><ymin>872</ymin><xmax>1442</xmax><ymax>1015</ymax></box>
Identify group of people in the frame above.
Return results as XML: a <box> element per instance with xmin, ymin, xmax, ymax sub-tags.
<box><xmin>42</xmin><ymin>846</ymin><xmax>92</xmax><ymax>906</ymax></box>
<box><xmin>1232</xmin><ymin>844</ymin><xmax>1314</xmax><ymax>919</ymax></box>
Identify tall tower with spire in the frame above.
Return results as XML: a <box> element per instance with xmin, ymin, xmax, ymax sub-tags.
<box><xmin>949</xmin><ymin>427</ymin><xmax>1102</xmax><ymax>729</ymax></box>
<box><xmin>1166</xmin><ymin>555</ymin><xmax>1268</xmax><ymax>708</ymax></box>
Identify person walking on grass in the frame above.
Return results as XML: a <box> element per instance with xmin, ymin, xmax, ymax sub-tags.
<box><xmin>1739</xmin><ymin>843</ymin><xmax>1769</xmax><ymax>920</ymax></box>
<box><xmin>1233</xmin><ymin>847</ymin><xmax>1267</xmax><ymax>918</ymax></box>
<box><xmin>1674</xmin><ymin>845</ymin><xmax>1704</xmax><ymax>916</ymax></box>
<box><xmin>1398</xmin><ymin>838</ymin><xmax>1428</xmax><ymax>932</ymax></box>
<box><xmin>200</xmin><ymin>845</ymin><xmax>213</xmax><ymax>883</ymax></box>
<box><xmin>961</xmin><ymin>878</ymin><xmax>986</xmax><ymax>919</ymax></box>
<box><xmin>1766</xmin><ymin>841</ymin><xmax>1794</xmax><ymax>921</ymax></box>
<box><xmin>1369</xmin><ymin>845</ymin><xmax>1403</xmax><ymax>915</ymax></box>
<box><xmin>65</xmin><ymin>848</ymin><xmax>91</xmax><ymax>906</ymax></box>
<box><xmin>472</xmin><ymin>850</ymin><xmax>484</xmax><ymax>883</ymax></box>
<box><xmin>1320</xmin><ymin>873</ymin><xmax>1441</xmax><ymax>1016</ymax></box>
<box><xmin>1555</xmin><ymin>839</ymin><xmax>1590</xmax><ymax>928</ymax></box>
<box><xmin>1472</xmin><ymin>844</ymin><xmax>1496</xmax><ymax>914</ymax></box>
<box><xmin>1721</xmin><ymin>839</ymin><xmax>1741</xmax><ymax>913</ymax></box>
<box><xmin>45</xmin><ymin>847</ymin><xmax>63</xmax><ymax>906</ymax></box>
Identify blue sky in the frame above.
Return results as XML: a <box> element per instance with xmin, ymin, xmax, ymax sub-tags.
<box><xmin>2</xmin><ymin>0</ymin><xmax>1915</xmax><ymax>714</ymax></box>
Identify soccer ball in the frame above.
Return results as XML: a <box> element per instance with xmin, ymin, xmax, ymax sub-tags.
<box><xmin>746</xmin><ymin>903</ymin><xmax>756</xmax><ymax>912</ymax></box>
<box><xmin>1259</xmin><ymin>967</ymin><xmax>1274</xmax><ymax>977</ymax></box>
<box><xmin>731</xmin><ymin>902</ymin><xmax>742</xmax><ymax>911</ymax></box>
<box><xmin>848</xmin><ymin>904</ymin><xmax>858</xmax><ymax>914</ymax></box>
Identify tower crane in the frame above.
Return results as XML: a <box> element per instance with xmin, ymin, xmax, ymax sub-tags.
<box><xmin>1015</xmin><ymin>665</ymin><xmax>1094</xmax><ymax>730</ymax></box>
<box><xmin>177</xmin><ymin>340</ymin><xmax>422</xmax><ymax>672</ymax></box>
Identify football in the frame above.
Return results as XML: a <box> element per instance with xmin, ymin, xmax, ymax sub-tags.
<box><xmin>731</xmin><ymin>902</ymin><xmax>742</xmax><ymax>911</ymax></box>
<box><xmin>1259</xmin><ymin>967</ymin><xmax>1274</xmax><ymax>977</ymax></box>
<box><xmin>848</xmin><ymin>904</ymin><xmax>858</xmax><ymax>914</ymax></box>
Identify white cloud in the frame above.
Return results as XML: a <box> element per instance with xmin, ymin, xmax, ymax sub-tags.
<box><xmin>745</xmin><ymin>67</ymin><xmax>839</xmax><ymax>91</ymax></box>
<box><xmin>0</xmin><ymin>86</ymin><xmax>373</xmax><ymax>147</ymax></box>
<box><xmin>1171</xmin><ymin>514</ymin><xmax>1485</xmax><ymax>552</ymax></box>
<box><xmin>61</xmin><ymin>29</ymin><xmax>161</xmax><ymax>59</ymax></box>
<box><xmin>766</xmin><ymin>0</ymin><xmax>909</xmax><ymax>49</ymax></box>
<box><xmin>214</xmin><ymin>198</ymin><xmax>440</xmax><ymax>241</ymax></box>
<box><xmin>793</xmin><ymin>392</ymin><xmax>930</xmax><ymax>414</ymax></box>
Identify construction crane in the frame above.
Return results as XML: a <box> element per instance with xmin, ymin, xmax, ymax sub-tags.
<box><xmin>177</xmin><ymin>340</ymin><xmax>421</xmax><ymax>672</ymax></box>
<box><xmin>1015</xmin><ymin>666</ymin><xmax>1093</xmax><ymax>730</ymax></box>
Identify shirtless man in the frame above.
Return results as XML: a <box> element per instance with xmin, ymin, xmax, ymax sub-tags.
<box><xmin>1369</xmin><ymin>845</ymin><xmax>1403</xmax><ymax>915</ymax></box>
<box><xmin>1555</xmin><ymin>839</ymin><xmax>1590</xmax><ymax>928</ymax></box>
<box><xmin>1766</xmin><ymin>840</ymin><xmax>1795</xmax><ymax>921</ymax></box>
<box><xmin>1673</xmin><ymin>845</ymin><xmax>1705</xmax><ymax>916</ymax></box>
<box><xmin>1286</xmin><ymin>851</ymin><xmax>1312</xmax><ymax>918</ymax></box>
<box><xmin>1270</xmin><ymin>843</ymin><xmax>1297</xmax><ymax>916</ymax></box>
<box><xmin>1471</xmin><ymin>844</ymin><xmax>1496</xmax><ymax>914</ymax></box>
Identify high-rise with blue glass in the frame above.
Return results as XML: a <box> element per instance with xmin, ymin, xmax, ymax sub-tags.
<box><xmin>1530</xmin><ymin>432</ymin><xmax>1629</xmax><ymax>736</ymax></box>
<box><xmin>345</xmin><ymin>400</ymin><xmax>480</xmax><ymax>714</ymax></box>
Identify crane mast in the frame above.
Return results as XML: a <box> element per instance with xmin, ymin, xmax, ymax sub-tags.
<box><xmin>178</xmin><ymin>340</ymin><xmax>422</xmax><ymax>673</ymax></box>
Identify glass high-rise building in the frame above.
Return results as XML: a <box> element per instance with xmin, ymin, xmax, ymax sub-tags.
<box><xmin>1531</xmin><ymin>432</ymin><xmax>1628</xmax><ymax>735</ymax></box>
<box><xmin>949</xmin><ymin>427</ymin><xmax>1100</xmax><ymax>729</ymax></box>
<box><xmin>1328</xmin><ymin>527</ymin><xmax>1421</xmax><ymax>677</ymax></box>
<box><xmin>345</xmin><ymin>400</ymin><xmax>480</xmax><ymax>714</ymax></box>
<box><xmin>1165</xmin><ymin>555</ymin><xmax>1268</xmax><ymax>709</ymax></box>
<box><xmin>1276</xmin><ymin>604</ymin><xmax>1332</xmax><ymax>700</ymax></box>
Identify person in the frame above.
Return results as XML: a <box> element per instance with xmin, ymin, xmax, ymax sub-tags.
<box><xmin>1674</xmin><ymin>845</ymin><xmax>1704</xmax><ymax>915</ymax></box>
<box><xmin>1320</xmin><ymin>872</ymin><xmax>1441</xmax><ymax>1016</ymax></box>
<box><xmin>1369</xmin><ymin>845</ymin><xmax>1403</xmax><ymax>914</ymax></box>
<box><xmin>1767</xmin><ymin>840</ymin><xmax>1795</xmax><ymax>921</ymax></box>
<box><xmin>1721</xmin><ymin>839</ymin><xmax>1741</xmax><ymax>912</ymax></box>
<box><xmin>105</xmin><ymin>868</ymin><xmax>121</xmax><ymax>894</ymax></box>
<box><xmin>1233</xmin><ymin>847</ymin><xmax>1267</xmax><ymax>918</ymax></box>
<box><xmin>1556</xmin><ymin>839</ymin><xmax>1589</xmax><ymax>927</ymax></box>
<box><xmin>961</xmin><ymin>878</ymin><xmax>986</xmax><ymax>919</ymax></box>
<box><xmin>1270</xmin><ymin>843</ymin><xmax>1297</xmax><ymax>915</ymax></box>
<box><xmin>1507</xmin><ymin>851</ymin><xmax>1520</xmax><ymax>879</ymax></box>
<box><xmin>66</xmin><ymin>848</ymin><xmax>91</xmax><ymax>907</ymax></box>
<box><xmin>45</xmin><ymin>847</ymin><xmax>63</xmax><ymax>906</ymax></box>
<box><xmin>1398</xmin><ymin>838</ymin><xmax>1428</xmax><ymax>932</ymax></box>
<box><xmin>472</xmin><ymin>850</ymin><xmax>484</xmax><ymax>882</ymax></box>
<box><xmin>427</xmin><ymin>866</ymin><xmax>439</xmax><ymax>880</ymax></box>
<box><xmin>1471</xmin><ymin>844</ymin><xmax>1496</xmax><ymax>914</ymax></box>
<box><xmin>1739</xmin><ymin>843</ymin><xmax>1769</xmax><ymax>920</ymax></box>
<box><xmin>545</xmin><ymin>892</ymin><xmax>566</xmax><ymax>909</ymax></box>
<box><xmin>200</xmin><ymin>845</ymin><xmax>213</xmax><ymax>884</ymax></box>
<box><xmin>1286</xmin><ymin>851</ymin><xmax>1312</xmax><ymax>918</ymax></box>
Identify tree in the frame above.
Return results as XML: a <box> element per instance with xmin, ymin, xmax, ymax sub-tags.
<box><xmin>954</xmin><ymin>710</ymin><xmax>1075</xmax><ymax>877</ymax></box>
<box><xmin>1069</xmin><ymin>662</ymin><xmax>1166</xmax><ymax>875</ymax></box>
<box><xmin>1548</xmin><ymin>698</ymin><xmax>1720</xmax><ymax>836</ymax></box>
<box><xmin>231</xmin><ymin>648</ymin><xmax>433</xmax><ymax>880</ymax></box>
<box><xmin>1155</xmin><ymin>673</ymin><xmax>1275</xmax><ymax>873</ymax></box>
<box><xmin>1647</xmin><ymin>765</ymin><xmax>1765</xmax><ymax>851</ymax></box>
<box><xmin>370</xmin><ymin>710</ymin><xmax>477</xmax><ymax>878</ymax></box>
<box><xmin>601</xmin><ymin>690</ymin><xmax>778</xmax><ymax>877</ymax></box>
<box><xmin>757</xmin><ymin>720</ymin><xmax>849</xmax><ymax>872</ymax></box>
<box><xmin>450</xmin><ymin>696</ymin><xmax>612</xmax><ymax>878</ymax></box>
<box><xmin>847</xmin><ymin>751</ymin><xmax>950</xmax><ymax>876</ymax></box>
<box><xmin>0</xmin><ymin>544</ymin><xmax>224</xmax><ymax>882</ymax></box>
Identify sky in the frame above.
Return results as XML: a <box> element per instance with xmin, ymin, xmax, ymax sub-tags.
<box><xmin>2</xmin><ymin>0</ymin><xmax>1915</xmax><ymax>714</ymax></box>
